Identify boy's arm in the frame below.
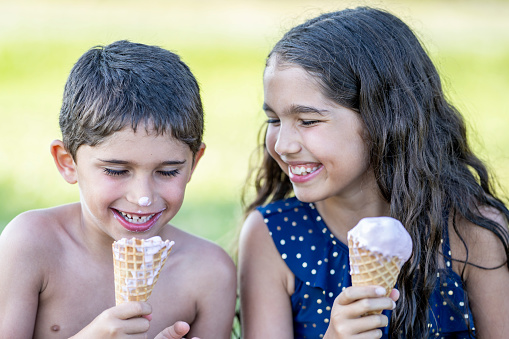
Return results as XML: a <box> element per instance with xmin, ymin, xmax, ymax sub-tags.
<box><xmin>0</xmin><ymin>213</ymin><xmax>45</xmax><ymax>338</ymax></box>
<box><xmin>185</xmin><ymin>242</ymin><xmax>237</xmax><ymax>339</ymax></box>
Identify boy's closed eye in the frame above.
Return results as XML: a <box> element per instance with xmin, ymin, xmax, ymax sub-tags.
<box><xmin>102</xmin><ymin>168</ymin><xmax>180</xmax><ymax>178</ymax></box>
<box><xmin>103</xmin><ymin>168</ymin><xmax>128</xmax><ymax>176</ymax></box>
<box><xmin>158</xmin><ymin>169</ymin><xmax>180</xmax><ymax>177</ymax></box>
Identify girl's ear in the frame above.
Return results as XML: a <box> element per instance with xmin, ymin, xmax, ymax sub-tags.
<box><xmin>188</xmin><ymin>143</ymin><xmax>206</xmax><ymax>182</ymax></box>
<box><xmin>50</xmin><ymin>140</ymin><xmax>78</xmax><ymax>184</ymax></box>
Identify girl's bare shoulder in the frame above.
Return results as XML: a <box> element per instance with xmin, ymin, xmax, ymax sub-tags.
<box><xmin>449</xmin><ymin>205</ymin><xmax>508</xmax><ymax>275</ymax></box>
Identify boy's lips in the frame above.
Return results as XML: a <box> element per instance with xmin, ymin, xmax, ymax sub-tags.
<box><xmin>111</xmin><ymin>208</ymin><xmax>164</xmax><ymax>232</ymax></box>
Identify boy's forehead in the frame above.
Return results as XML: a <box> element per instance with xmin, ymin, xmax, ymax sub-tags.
<box><xmin>77</xmin><ymin>127</ymin><xmax>193</xmax><ymax>160</ymax></box>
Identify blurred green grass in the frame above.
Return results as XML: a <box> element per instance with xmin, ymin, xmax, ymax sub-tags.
<box><xmin>1</xmin><ymin>0</ymin><xmax>508</xmax><ymax>253</ymax></box>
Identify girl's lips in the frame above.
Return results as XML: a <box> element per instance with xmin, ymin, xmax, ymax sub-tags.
<box><xmin>111</xmin><ymin>208</ymin><xmax>164</xmax><ymax>233</ymax></box>
<box><xmin>287</xmin><ymin>164</ymin><xmax>324</xmax><ymax>183</ymax></box>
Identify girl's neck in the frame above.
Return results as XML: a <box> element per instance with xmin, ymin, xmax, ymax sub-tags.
<box><xmin>314</xmin><ymin>195</ymin><xmax>390</xmax><ymax>245</ymax></box>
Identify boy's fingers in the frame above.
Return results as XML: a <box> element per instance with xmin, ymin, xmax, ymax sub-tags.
<box><xmin>114</xmin><ymin>301</ymin><xmax>152</xmax><ymax>320</ymax></box>
<box><xmin>154</xmin><ymin>321</ymin><xmax>190</xmax><ymax>339</ymax></box>
<box><xmin>123</xmin><ymin>316</ymin><xmax>151</xmax><ymax>334</ymax></box>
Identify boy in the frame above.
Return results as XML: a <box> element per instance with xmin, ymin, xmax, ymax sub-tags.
<box><xmin>0</xmin><ymin>40</ymin><xmax>237</xmax><ymax>339</ymax></box>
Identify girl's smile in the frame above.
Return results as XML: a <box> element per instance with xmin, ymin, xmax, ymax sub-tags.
<box><xmin>287</xmin><ymin>163</ymin><xmax>324</xmax><ymax>183</ymax></box>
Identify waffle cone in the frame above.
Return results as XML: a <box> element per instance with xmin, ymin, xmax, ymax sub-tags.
<box><xmin>348</xmin><ymin>238</ymin><xmax>401</xmax><ymax>315</ymax></box>
<box><xmin>112</xmin><ymin>237</ymin><xmax>174</xmax><ymax>305</ymax></box>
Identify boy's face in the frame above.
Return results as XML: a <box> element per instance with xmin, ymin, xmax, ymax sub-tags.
<box><xmin>71</xmin><ymin>127</ymin><xmax>203</xmax><ymax>240</ymax></box>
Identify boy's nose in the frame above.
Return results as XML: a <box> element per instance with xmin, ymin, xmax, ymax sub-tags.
<box><xmin>127</xmin><ymin>177</ymin><xmax>155</xmax><ymax>207</ymax></box>
<box><xmin>274</xmin><ymin>126</ymin><xmax>301</xmax><ymax>156</ymax></box>
<box><xmin>138</xmin><ymin>196</ymin><xmax>151</xmax><ymax>207</ymax></box>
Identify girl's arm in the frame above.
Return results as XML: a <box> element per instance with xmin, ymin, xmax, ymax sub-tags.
<box><xmin>451</xmin><ymin>208</ymin><xmax>509</xmax><ymax>338</ymax></box>
<box><xmin>238</xmin><ymin>211</ymin><xmax>295</xmax><ymax>339</ymax></box>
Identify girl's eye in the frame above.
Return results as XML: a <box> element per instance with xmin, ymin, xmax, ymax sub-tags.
<box><xmin>159</xmin><ymin>169</ymin><xmax>180</xmax><ymax>177</ymax></box>
<box><xmin>301</xmin><ymin>120</ymin><xmax>319</xmax><ymax>126</ymax></box>
<box><xmin>103</xmin><ymin>168</ymin><xmax>128</xmax><ymax>176</ymax></box>
<box><xmin>266</xmin><ymin>118</ymin><xmax>280</xmax><ymax>125</ymax></box>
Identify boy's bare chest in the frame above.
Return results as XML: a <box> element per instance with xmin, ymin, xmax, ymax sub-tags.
<box><xmin>33</xmin><ymin>251</ymin><xmax>193</xmax><ymax>338</ymax></box>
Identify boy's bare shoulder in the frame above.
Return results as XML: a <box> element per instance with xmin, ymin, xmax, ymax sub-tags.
<box><xmin>1</xmin><ymin>203</ymin><xmax>80</xmax><ymax>254</ymax></box>
<box><xmin>162</xmin><ymin>225</ymin><xmax>236</xmax><ymax>287</ymax></box>
<box><xmin>165</xmin><ymin>225</ymin><xmax>235</xmax><ymax>267</ymax></box>
<box><xmin>0</xmin><ymin>203</ymin><xmax>81</xmax><ymax>296</ymax></box>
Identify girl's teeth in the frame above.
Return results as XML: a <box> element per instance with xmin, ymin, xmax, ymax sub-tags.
<box><xmin>119</xmin><ymin>211</ymin><xmax>155</xmax><ymax>224</ymax></box>
<box><xmin>291</xmin><ymin>166</ymin><xmax>318</xmax><ymax>175</ymax></box>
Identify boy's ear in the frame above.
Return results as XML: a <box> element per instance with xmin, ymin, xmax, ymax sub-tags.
<box><xmin>50</xmin><ymin>140</ymin><xmax>78</xmax><ymax>184</ymax></box>
<box><xmin>188</xmin><ymin>143</ymin><xmax>206</xmax><ymax>182</ymax></box>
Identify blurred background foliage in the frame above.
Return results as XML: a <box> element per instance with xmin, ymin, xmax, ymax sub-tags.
<box><xmin>1</xmin><ymin>0</ymin><xmax>508</xmax><ymax>254</ymax></box>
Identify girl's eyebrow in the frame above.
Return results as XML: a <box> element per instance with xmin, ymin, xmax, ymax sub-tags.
<box><xmin>98</xmin><ymin>159</ymin><xmax>186</xmax><ymax>165</ymax></box>
<box><xmin>263</xmin><ymin>102</ymin><xmax>328</xmax><ymax>115</ymax></box>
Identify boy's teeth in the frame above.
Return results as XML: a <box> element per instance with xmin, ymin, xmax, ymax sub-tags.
<box><xmin>291</xmin><ymin>165</ymin><xmax>318</xmax><ymax>176</ymax></box>
<box><xmin>119</xmin><ymin>211</ymin><xmax>155</xmax><ymax>224</ymax></box>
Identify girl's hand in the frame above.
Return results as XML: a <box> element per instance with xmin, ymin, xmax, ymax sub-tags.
<box><xmin>70</xmin><ymin>301</ymin><xmax>152</xmax><ymax>338</ymax></box>
<box><xmin>324</xmin><ymin>286</ymin><xmax>399</xmax><ymax>339</ymax></box>
<box><xmin>154</xmin><ymin>321</ymin><xmax>200</xmax><ymax>339</ymax></box>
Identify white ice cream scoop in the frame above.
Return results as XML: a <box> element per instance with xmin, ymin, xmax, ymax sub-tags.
<box><xmin>347</xmin><ymin>216</ymin><xmax>412</xmax><ymax>263</ymax></box>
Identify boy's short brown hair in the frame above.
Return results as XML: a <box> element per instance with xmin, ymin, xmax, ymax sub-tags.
<box><xmin>59</xmin><ymin>40</ymin><xmax>203</xmax><ymax>160</ymax></box>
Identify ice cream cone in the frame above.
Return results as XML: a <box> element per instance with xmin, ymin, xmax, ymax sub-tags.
<box><xmin>112</xmin><ymin>236</ymin><xmax>174</xmax><ymax>305</ymax></box>
<box><xmin>347</xmin><ymin>217</ymin><xmax>412</xmax><ymax>315</ymax></box>
<box><xmin>348</xmin><ymin>238</ymin><xmax>401</xmax><ymax>315</ymax></box>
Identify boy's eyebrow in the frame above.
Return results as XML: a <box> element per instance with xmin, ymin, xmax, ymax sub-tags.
<box><xmin>98</xmin><ymin>159</ymin><xmax>187</xmax><ymax>165</ymax></box>
<box><xmin>262</xmin><ymin>102</ymin><xmax>328</xmax><ymax>115</ymax></box>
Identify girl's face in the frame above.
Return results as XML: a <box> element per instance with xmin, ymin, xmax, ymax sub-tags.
<box><xmin>263</xmin><ymin>59</ymin><xmax>375</xmax><ymax>204</ymax></box>
<box><xmin>72</xmin><ymin>126</ymin><xmax>204</xmax><ymax>240</ymax></box>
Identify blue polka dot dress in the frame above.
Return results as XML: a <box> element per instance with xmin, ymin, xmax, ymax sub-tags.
<box><xmin>257</xmin><ymin>197</ymin><xmax>475</xmax><ymax>338</ymax></box>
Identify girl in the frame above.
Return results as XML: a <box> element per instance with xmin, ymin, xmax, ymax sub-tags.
<box><xmin>238</xmin><ymin>7</ymin><xmax>509</xmax><ymax>339</ymax></box>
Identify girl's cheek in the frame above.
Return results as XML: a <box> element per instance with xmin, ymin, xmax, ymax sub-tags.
<box><xmin>265</xmin><ymin>129</ymin><xmax>277</xmax><ymax>152</ymax></box>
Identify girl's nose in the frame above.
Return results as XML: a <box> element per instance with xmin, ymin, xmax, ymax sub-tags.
<box><xmin>274</xmin><ymin>125</ymin><xmax>301</xmax><ymax>156</ymax></box>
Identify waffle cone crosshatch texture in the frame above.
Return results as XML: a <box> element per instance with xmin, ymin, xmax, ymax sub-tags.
<box><xmin>112</xmin><ymin>237</ymin><xmax>174</xmax><ymax>305</ymax></box>
<box><xmin>348</xmin><ymin>239</ymin><xmax>401</xmax><ymax>315</ymax></box>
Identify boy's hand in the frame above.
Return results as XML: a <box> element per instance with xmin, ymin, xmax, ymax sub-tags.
<box><xmin>154</xmin><ymin>321</ymin><xmax>200</xmax><ymax>339</ymax></box>
<box><xmin>323</xmin><ymin>286</ymin><xmax>398</xmax><ymax>339</ymax></box>
<box><xmin>71</xmin><ymin>301</ymin><xmax>152</xmax><ymax>338</ymax></box>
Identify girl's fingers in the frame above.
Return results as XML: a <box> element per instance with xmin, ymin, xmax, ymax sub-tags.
<box><xmin>335</xmin><ymin>286</ymin><xmax>396</xmax><ymax>317</ymax></box>
<box><xmin>336</xmin><ymin>286</ymin><xmax>386</xmax><ymax>306</ymax></box>
<box><xmin>389</xmin><ymin>288</ymin><xmax>400</xmax><ymax>302</ymax></box>
<box><xmin>328</xmin><ymin>313</ymin><xmax>389</xmax><ymax>337</ymax></box>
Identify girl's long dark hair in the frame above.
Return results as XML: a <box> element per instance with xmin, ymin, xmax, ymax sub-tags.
<box><xmin>242</xmin><ymin>7</ymin><xmax>509</xmax><ymax>338</ymax></box>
